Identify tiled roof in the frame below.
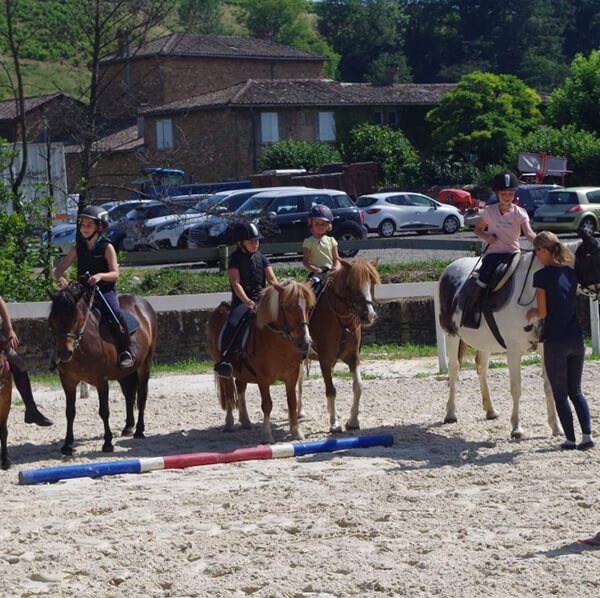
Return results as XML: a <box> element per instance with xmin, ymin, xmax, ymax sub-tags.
<box><xmin>65</xmin><ymin>124</ymin><xmax>143</xmax><ymax>154</ymax></box>
<box><xmin>140</xmin><ymin>80</ymin><xmax>457</xmax><ymax>116</ymax></box>
<box><xmin>0</xmin><ymin>93</ymin><xmax>63</xmax><ymax>121</ymax></box>
<box><xmin>100</xmin><ymin>33</ymin><xmax>329</xmax><ymax>64</ymax></box>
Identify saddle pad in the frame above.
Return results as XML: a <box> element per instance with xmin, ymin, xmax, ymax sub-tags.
<box><xmin>218</xmin><ymin>322</ymin><xmax>250</xmax><ymax>354</ymax></box>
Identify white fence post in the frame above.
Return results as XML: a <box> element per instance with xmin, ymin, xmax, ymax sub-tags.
<box><xmin>590</xmin><ymin>296</ymin><xmax>600</xmax><ymax>355</ymax></box>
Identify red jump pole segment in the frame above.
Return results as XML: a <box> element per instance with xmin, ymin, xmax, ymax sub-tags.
<box><xmin>18</xmin><ymin>434</ymin><xmax>393</xmax><ymax>485</ymax></box>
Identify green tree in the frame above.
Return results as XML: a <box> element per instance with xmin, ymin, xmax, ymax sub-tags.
<box><xmin>177</xmin><ymin>0</ymin><xmax>224</xmax><ymax>34</ymax></box>
<box><xmin>546</xmin><ymin>50</ymin><xmax>600</xmax><ymax>136</ymax></box>
<box><xmin>259</xmin><ymin>140</ymin><xmax>342</xmax><ymax>172</ymax></box>
<box><xmin>341</xmin><ymin>123</ymin><xmax>420</xmax><ymax>187</ymax></box>
<box><xmin>316</xmin><ymin>0</ymin><xmax>408</xmax><ymax>83</ymax></box>
<box><xmin>511</xmin><ymin>125</ymin><xmax>600</xmax><ymax>187</ymax></box>
<box><xmin>426</xmin><ymin>72</ymin><xmax>542</xmax><ymax>166</ymax></box>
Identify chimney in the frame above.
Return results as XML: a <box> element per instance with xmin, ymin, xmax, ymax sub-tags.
<box><xmin>385</xmin><ymin>66</ymin><xmax>399</xmax><ymax>85</ymax></box>
<box><xmin>257</xmin><ymin>30</ymin><xmax>273</xmax><ymax>43</ymax></box>
<box><xmin>117</xmin><ymin>29</ymin><xmax>132</xmax><ymax>58</ymax></box>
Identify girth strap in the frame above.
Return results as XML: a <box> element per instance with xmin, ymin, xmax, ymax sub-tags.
<box><xmin>482</xmin><ymin>305</ymin><xmax>506</xmax><ymax>349</ymax></box>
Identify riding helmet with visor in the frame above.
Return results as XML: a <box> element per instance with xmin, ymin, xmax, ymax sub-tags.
<box><xmin>491</xmin><ymin>171</ymin><xmax>519</xmax><ymax>192</ymax></box>
<box><xmin>309</xmin><ymin>204</ymin><xmax>333</xmax><ymax>222</ymax></box>
<box><xmin>233</xmin><ymin>221</ymin><xmax>263</xmax><ymax>242</ymax></box>
<box><xmin>80</xmin><ymin>205</ymin><xmax>110</xmax><ymax>228</ymax></box>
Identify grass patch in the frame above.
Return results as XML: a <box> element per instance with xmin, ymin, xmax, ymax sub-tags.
<box><xmin>361</xmin><ymin>342</ymin><xmax>438</xmax><ymax>360</ymax></box>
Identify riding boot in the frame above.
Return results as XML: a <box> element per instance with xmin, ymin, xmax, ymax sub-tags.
<box><xmin>116</xmin><ymin>314</ymin><xmax>135</xmax><ymax>369</ymax></box>
<box><xmin>461</xmin><ymin>282</ymin><xmax>487</xmax><ymax>329</ymax></box>
<box><xmin>13</xmin><ymin>370</ymin><xmax>53</xmax><ymax>426</ymax></box>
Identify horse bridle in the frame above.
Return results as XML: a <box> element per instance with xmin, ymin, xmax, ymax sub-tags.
<box><xmin>266</xmin><ymin>302</ymin><xmax>310</xmax><ymax>341</ymax></box>
<box><xmin>53</xmin><ymin>287</ymin><xmax>96</xmax><ymax>352</ymax></box>
<box><xmin>325</xmin><ymin>280</ymin><xmax>375</xmax><ymax>331</ymax></box>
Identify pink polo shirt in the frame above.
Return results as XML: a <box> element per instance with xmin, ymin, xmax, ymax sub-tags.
<box><xmin>481</xmin><ymin>204</ymin><xmax>529</xmax><ymax>254</ymax></box>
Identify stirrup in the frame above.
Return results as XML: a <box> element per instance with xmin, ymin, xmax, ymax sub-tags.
<box><xmin>118</xmin><ymin>350</ymin><xmax>135</xmax><ymax>369</ymax></box>
<box><xmin>214</xmin><ymin>361</ymin><xmax>233</xmax><ymax>378</ymax></box>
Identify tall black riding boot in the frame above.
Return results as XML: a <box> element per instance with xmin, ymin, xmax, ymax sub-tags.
<box><xmin>13</xmin><ymin>370</ymin><xmax>53</xmax><ymax>426</ymax></box>
<box><xmin>116</xmin><ymin>314</ymin><xmax>135</xmax><ymax>368</ymax></box>
<box><xmin>461</xmin><ymin>283</ymin><xmax>487</xmax><ymax>329</ymax></box>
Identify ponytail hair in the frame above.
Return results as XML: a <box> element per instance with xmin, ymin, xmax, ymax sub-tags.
<box><xmin>533</xmin><ymin>231</ymin><xmax>574</xmax><ymax>264</ymax></box>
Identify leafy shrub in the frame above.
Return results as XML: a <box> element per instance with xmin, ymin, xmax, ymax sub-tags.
<box><xmin>259</xmin><ymin>140</ymin><xmax>342</xmax><ymax>172</ymax></box>
<box><xmin>341</xmin><ymin>123</ymin><xmax>421</xmax><ymax>188</ymax></box>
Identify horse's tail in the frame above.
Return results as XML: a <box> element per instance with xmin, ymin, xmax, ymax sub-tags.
<box><xmin>215</xmin><ymin>374</ymin><xmax>238</xmax><ymax>411</ymax></box>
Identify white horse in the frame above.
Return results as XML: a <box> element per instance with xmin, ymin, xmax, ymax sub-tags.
<box><xmin>437</xmin><ymin>232</ymin><xmax>599</xmax><ymax>439</ymax></box>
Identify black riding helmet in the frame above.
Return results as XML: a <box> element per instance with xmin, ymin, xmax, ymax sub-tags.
<box><xmin>233</xmin><ymin>221</ymin><xmax>263</xmax><ymax>242</ymax></box>
<box><xmin>80</xmin><ymin>205</ymin><xmax>109</xmax><ymax>228</ymax></box>
<box><xmin>309</xmin><ymin>204</ymin><xmax>334</xmax><ymax>222</ymax></box>
<box><xmin>491</xmin><ymin>171</ymin><xmax>519</xmax><ymax>192</ymax></box>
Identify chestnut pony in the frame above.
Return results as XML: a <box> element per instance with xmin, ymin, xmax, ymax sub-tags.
<box><xmin>48</xmin><ymin>285</ymin><xmax>157</xmax><ymax>455</ymax></box>
<box><xmin>0</xmin><ymin>338</ymin><xmax>12</xmax><ymax>469</ymax></box>
<box><xmin>298</xmin><ymin>259</ymin><xmax>380</xmax><ymax>432</ymax></box>
<box><xmin>208</xmin><ymin>280</ymin><xmax>314</xmax><ymax>443</ymax></box>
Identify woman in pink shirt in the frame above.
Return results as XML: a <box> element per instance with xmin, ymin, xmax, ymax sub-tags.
<box><xmin>463</xmin><ymin>171</ymin><xmax>536</xmax><ymax>328</ymax></box>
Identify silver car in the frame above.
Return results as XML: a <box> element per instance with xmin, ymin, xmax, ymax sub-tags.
<box><xmin>356</xmin><ymin>192</ymin><xmax>464</xmax><ymax>237</ymax></box>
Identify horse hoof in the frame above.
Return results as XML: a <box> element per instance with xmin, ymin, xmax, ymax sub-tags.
<box><xmin>1</xmin><ymin>459</ymin><xmax>10</xmax><ymax>470</ymax></box>
<box><xmin>121</xmin><ymin>427</ymin><xmax>134</xmax><ymax>437</ymax></box>
<box><xmin>330</xmin><ymin>424</ymin><xmax>343</xmax><ymax>434</ymax></box>
<box><xmin>345</xmin><ymin>422</ymin><xmax>360</xmax><ymax>431</ymax></box>
<box><xmin>511</xmin><ymin>430</ymin><xmax>524</xmax><ymax>440</ymax></box>
<box><xmin>134</xmin><ymin>431</ymin><xmax>145</xmax><ymax>439</ymax></box>
<box><xmin>444</xmin><ymin>416</ymin><xmax>458</xmax><ymax>424</ymax></box>
<box><xmin>486</xmin><ymin>411</ymin><xmax>500</xmax><ymax>420</ymax></box>
<box><xmin>298</xmin><ymin>410</ymin><xmax>307</xmax><ymax>420</ymax></box>
<box><xmin>102</xmin><ymin>444</ymin><xmax>114</xmax><ymax>453</ymax></box>
<box><xmin>61</xmin><ymin>446</ymin><xmax>73</xmax><ymax>456</ymax></box>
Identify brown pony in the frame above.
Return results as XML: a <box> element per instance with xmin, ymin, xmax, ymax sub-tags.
<box><xmin>0</xmin><ymin>338</ymin><xmax>12</xmax><ymax>469</ymax></box>
<box><xmin>48</xmin><ymin>285</ymin><xmax>158</xmax><ymax>455</ymax></box>
<box><xmin>208</xmin><ymin>280</ymin><xmax>314</xmax><ymax>443</ymax></box>
<box><xmin>298</xmin><ymin>259</ymin><xmax>380</xmax><ymax>432</ymax></box>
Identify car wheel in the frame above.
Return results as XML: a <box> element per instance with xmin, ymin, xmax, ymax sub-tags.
<box><xmin>579</xmin><ymin>216</ymin><xmax>596</xmax><ymax>236</ymax></box>
<box><xmin>441</xmin><ymin>216</ymin><xmax>460</xmax><ymax>234</ymax></box>
<box><xmin>336</xmin><ymin>230</ymin><xmax>360</xmax><ymax>258</ymax></box>
<box><xmin>378</xmin><ymin>219</ymin><xmax>395</xmax><ymax>238</ymax></box>
<box><xmin>177</xmin><ymin>232</ymin><xmax>188</xmax><ymax>249</ymax></box>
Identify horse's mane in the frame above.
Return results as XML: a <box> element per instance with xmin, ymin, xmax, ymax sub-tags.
<box><xmin>50</xmin><ymin>286</ymin><xmax>81</xmax><ymax>314</ymax></box>
<box><xmin>331</xmin><ymin>259</ymin><xmax>381</xmax><ymax>295</ymax></box>
<box><xmin>256</xmin><ymin>279</ymin><xmax>315</xmax><ymax>328</ymax></box>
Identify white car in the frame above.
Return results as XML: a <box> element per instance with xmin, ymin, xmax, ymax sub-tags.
<box><xmin>356</xmin><ymin>192</ymin><xmax>464</xmax><ymax>237</ymax></box>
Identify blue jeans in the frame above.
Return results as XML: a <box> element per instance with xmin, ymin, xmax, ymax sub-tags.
<box><xmin>544</xmin><ymin>337</ymin><xmax>591</xmax><ymax>441</ymax></box>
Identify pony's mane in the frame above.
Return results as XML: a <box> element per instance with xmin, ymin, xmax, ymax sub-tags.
<box><xmin>331</xmin><ymin>259</ymin><xmax>380</xmax><ymax>294</ymax></box>
<box><xmin>50</xmin><ymin>287</ymin><xmax>80</xmax><ymax>313</ymax></box>
<box><xmin>256</xmin><ymin>279</ymin><xmax>315</xmax><ymax>328</ymax></box>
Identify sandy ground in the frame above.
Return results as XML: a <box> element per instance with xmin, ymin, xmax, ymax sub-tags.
<box><xmin>1</xmin><ymin>356</ymin><xmax>600</xmax><ymax>597</ymax></box>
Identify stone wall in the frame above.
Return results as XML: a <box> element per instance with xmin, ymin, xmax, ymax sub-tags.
<box><xmin>11</xmin><ymin>296</ymin><xmax>594</xmax><ymax>374</ymax></box>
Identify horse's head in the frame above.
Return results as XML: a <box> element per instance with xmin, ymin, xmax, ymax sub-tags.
<box><xmin>48</xmin><ymin>285</ymin><xmax>88</xmax><ymax>362</ymax></box>
<box><xmin>335</xmin><ymin>258</ymin><xmax>380</xmax><ymax>326</ymax></box>
<box><xmin>256</xmin><ymin>279</ymin><xmax>314</xmax><ymax>353</ymax></box>
<box><xmin>575</xmin><ymin>229</ymin><xmax>600</xmax><ymax>298</ymax></box>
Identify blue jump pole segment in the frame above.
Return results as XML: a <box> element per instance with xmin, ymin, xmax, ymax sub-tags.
<box><xmin>18</xmin><ymin>434</ymin><xmax>394</xmax><ymax>486</ymax></box>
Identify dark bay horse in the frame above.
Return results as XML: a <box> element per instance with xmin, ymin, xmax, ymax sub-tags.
<box><xmin>298</xmin><ymin>259</ymin><xmax>380</xmax><ymax>432</ymax></box>
<box><xmin>0</xmin><ymin>338</ymin><xmax>12</xmax><ymax>469</ymax></box>
<box><xmin>208</xmin><ymin>280</ymin><xmax>314</xmax><ymax>443</ymax></box>
<box><xmin>438</xmin><ymin>230</ymin><xmax>600</xmax><ymax>439</ymax></box>
<box><xmin>48</xmin><ymin>285</ymin><xmax>157</xmax><ymax>455</ymax></box>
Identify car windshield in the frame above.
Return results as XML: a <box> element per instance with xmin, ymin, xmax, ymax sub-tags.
<box><xmin>334</xmin><ymin>194</ymin><xmax>354</xmax><ymax>208</ymax></box>
<box><xmin>201</xmin><ymin>193</ymin><xmax>230</xmax><ymax>209</ymax></box>
<box><xmin>545</xmin><ymin>191</ymin><xmax>578</xmax><ymax>205</ymax></box>
<box><xmin>355</xmin><ymin>196</ymin><xmax>377</xmax><ymax>207</ymax></box>
<box><xmin>235</xmin><ymin>195</ymin><xmax>273</xmax><ymax>217</ymax></box>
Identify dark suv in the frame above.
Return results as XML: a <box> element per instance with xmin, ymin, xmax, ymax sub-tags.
<box><xmin>486</xmin><ymin>184</ymin><xmax>563</xmax><ymax>219</ymax></box>
<box><xmin>187</xmin><ymin>188</ymin><xmax>367</xmax><ymax>257</ymax></box>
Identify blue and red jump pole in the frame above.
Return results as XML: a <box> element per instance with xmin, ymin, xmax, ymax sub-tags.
<box><xmin>18</xmin><ymin>434</ymin><xmax>393</xmax><ymax>485</ymax></box>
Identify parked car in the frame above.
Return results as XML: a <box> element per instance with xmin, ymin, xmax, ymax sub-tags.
<box><xmin>356</xmin><ymin>192</ymin><xmax>464</xmax><ymax>237</ymax></box>
<box><xmin>486</xmin><ymin>184</ymin><xmax>562</xmax><ymax>219</ymax></box>
<box><xmin>187</xmin><ymin>188</ymin><xmax>367</xmax><ymax>257</ymax></box>
<box><xmin>144</xmin><ymin>188</ymin><xmax>307</xmax><ymax>249</ymax></box>
<box><xmin>532</xmin><ymin>187</ymin><xmax>600</xmax><ymax>235</ymax></box>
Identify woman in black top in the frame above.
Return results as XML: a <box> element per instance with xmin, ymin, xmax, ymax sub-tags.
<box><xmin>54</xmin><ymin>206</ymin><xmax>134</xmax><ymax>368</ymax></box>
<box><xmin>214</xmin><ymin>222</ymin><xmax>278</xmax><ymax>378</ymax></box>
<box><xmin>526</xmin><ymin>231</ymin><xmax>593</xmax><ymax>450</ymax></box>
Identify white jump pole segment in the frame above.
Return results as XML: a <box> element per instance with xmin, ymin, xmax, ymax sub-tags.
<box><xmin>590</xmin><ymin>296</ymin><xmax>600</xmax><ymax>355</ymax></box>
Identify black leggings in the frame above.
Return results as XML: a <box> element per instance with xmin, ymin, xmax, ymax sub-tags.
<box><xmin>544</xmin><ymin>337</ymin><xmax>591</xmax><ymax>441</ymax></box>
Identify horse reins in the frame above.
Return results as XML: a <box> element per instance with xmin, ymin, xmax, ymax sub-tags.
<box><xmin>266</xmin><ymin>303</ymin><xmax>310</xmax><ymax>341</ymax></box>
<box><xmin>54</xmin><ymin>287</ymin><xmax>96</xmax><ymax>353</ymax></box>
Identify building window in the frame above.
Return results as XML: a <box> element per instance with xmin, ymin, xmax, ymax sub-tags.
<box><xmin>388</xmin><ymin>111</ymin><xmax>398</xmax><ymax>126</ymax></box>
<box><xmin>318</xmin><ymin>112</ymin><xmax>336</xmax><ymax>142</ymax></box>
<box><xmin>156</xmin><ymin>119</ymin><xmax>173</xmax><ymax>149</ymax></box>
<box><xmin>372</xmin><ymin>111</ymin><xmax>384</xmax><ymax>125</ymax></box>
<box><xmin>261</xmin><ymin>112</ymin><xmax>279</xmax><ymax>143</ymax></box>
